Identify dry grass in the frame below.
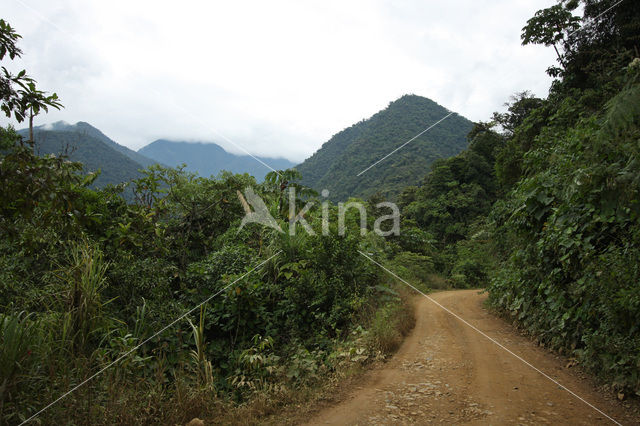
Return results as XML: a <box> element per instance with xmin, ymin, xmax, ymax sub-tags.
<box><xmin>365</xmin><ymin>287</ymin><xmax>415</xmax><ymax>354</ymax></box>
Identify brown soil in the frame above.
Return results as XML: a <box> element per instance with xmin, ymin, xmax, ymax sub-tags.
<box><xmin>304</xmin><ymin>290</ymin><xmax>640</xmax><ymax>425</ymax></box>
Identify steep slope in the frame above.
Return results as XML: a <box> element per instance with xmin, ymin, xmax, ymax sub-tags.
<box><xmin>22</xmin><ymin>128</ymin><xmax>146</xmax><ymax>188</ymax></box>
<box><xmin>297</xmin><ymin>95</ymin><xmax>474</xmax><ymax>200</ymax></box>
<box><xmin>37</xmin><ymin>121</ymin><xmax>158</xmax><ymax>168</ymax></box>
<box><xmin>138</xmin><ymin>139</ymin><xmax>295</xmax><ymax>181</ymax></box>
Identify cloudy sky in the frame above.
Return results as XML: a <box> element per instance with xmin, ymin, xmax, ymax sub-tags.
<box><xmin>2</xmin><ymin>0</ymin><xmax>558</xmax><ymax>163</ymax></box>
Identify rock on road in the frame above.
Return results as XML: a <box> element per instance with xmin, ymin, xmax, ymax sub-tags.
<box><xmin>306</xmin><ymin>290</ymin><xmax>639</xmax><ymax>425</ymax></box>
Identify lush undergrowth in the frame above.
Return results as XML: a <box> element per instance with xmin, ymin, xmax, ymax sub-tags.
<box><xmin>11</xmin><ymin>281</ymin><xmax>415</xmax><ymax>425</ymax></box>
<box><xmin>0</xmin><ymin>147</ymin><xmax>427</xmax><ymax>423</ymax></box>
<box><xmin>387</xmin><ymin>0</ymin><xmax>640</xmax><ymax>398</ymax></box>
<box><xmin>0</xmin><ymin>46</ymin><xmax>430</xmax><ymax>422</ymax></box>
<box><xmin>486</xmin><ymin>65</ymin><xmax>640</xmax><ymax>395</ymax></box>
<box><xmin>398</xmin><ymin>0</ymin><xmax>640</xmax><ymax>397</ymax></box>
<box><xmin>484</xmin><ymin>0</ymin><xmax>640</xmax><ymax>396</ymax></box>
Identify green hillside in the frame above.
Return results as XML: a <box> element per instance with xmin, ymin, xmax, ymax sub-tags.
<box><xmin>296</xmin><ymin>94</ymin><xmax>474</xmax><ymax>200</ymax></box>
<box><xmin>51</xmin><ymin>121</ymin><xmax>158</xmax><ymax>168</ymax></box>
<box><xmin>24</xmin><ymin>128</ymin><xmax>146</xmax><ymax>187</ymax></box>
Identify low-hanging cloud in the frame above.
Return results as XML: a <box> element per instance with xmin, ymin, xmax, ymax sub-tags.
<box><xmin>2</xmin><ymin>0</ymin><xmax>558</xmax><ymax>163</ymax></box>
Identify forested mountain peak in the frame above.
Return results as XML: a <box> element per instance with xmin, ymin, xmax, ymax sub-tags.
<box><xmin>17</xmin><ymin>122</ymin><xmax>153</xmax><ymax>188</ymax></box>
<box><xmin>296</xmin><ymin>94</ymin><xmax>474</xmax><ymax>200</ymax></box>
<box><xmin>31</xmin><ymin>121</ymin><xmax>158</xmax><ymax>168</ymax></box>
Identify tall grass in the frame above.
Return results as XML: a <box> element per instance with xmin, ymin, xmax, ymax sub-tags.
<box><xmin>57</xmin><ymin>240</ymin><xmax>111</xmax><ymax>353</ymax></box>
<box><xmin>0</xmin><ymin>312</ymin><xmax>39</xmax><ymax>421</ymax></box>
<box><xmin>188</xmin><ymin>306</ymin><xmax>214</xmax><ymax>389</ymax></box>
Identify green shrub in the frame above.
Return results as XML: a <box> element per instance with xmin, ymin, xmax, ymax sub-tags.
<box><xmin>389</xmin><ymin>251</ymin><xmax>433</xmax><ymax>289</ymax></box>
<box><xmin>488</xmin><ymin>73</ymin><xmax>640</xmax><ymax>393</ymax></box>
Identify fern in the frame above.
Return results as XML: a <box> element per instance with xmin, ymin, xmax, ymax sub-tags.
<box><xmin>601</xmin><ymin>78</ymin><xmax>640</xmax><ymax>139</ymax></box>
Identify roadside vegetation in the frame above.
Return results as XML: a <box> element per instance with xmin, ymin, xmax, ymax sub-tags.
<box><xmin>0</xmin><ymin>124</ymin><xmax>421</xmax><ymax>422</ymax></box>
<box><xmin>401</xmin><ymin>0</ymin><xmax>640</xmax><ymax>398</ymax></box>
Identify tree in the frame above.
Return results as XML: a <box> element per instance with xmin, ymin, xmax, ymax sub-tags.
<box><xmin>521</xmin><ymin>3</ymin><xmax>580</xmax><ymax>70</ymax></box>
<box><xmin>0</xmin><ymin>22</ymin><xmax>76</xmax><ymax>242</ymax></box>
<box><xmin>404</xmin><ymin>127</ymin><xmax>502</xmax><ymax>249</ymax></box>
<box><xmin>263</xmin><ymin>169</ymin><xmax>317</xmax><ymax>219</ymax></box>
<box><xmin>492</xmin><ymin>92</ymin><xmax>544</xmax><ymax>136</ymax></box>
<box><xmin>0</xmin><ymin>19</ymin><xmax>62</xmax><ymax>143</ymax></box>
<box><xmin>493</xmin><ymin>92</ymin><xmax>546</xmax><ymax>188</ymax></box>
<box><xmin>0</xmin><ymin>126</ymin><xmax>87</xmax><ymax>241</ymax></box>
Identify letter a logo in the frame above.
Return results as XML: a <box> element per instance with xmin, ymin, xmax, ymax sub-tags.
<box><xmin>237</xmin><ymin>187</ymin><xmax>283</xmax><ymax>233</ymax></box>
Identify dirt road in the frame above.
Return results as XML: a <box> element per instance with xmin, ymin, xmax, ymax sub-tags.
<box><xmin>306</xmin><ymin>290</ymin><xmax>639</xmax><ymax>425</ymax></box>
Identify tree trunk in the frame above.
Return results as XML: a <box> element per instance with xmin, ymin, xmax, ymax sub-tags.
<box><xmin>553</xmin><ymin>43</ymin><xmax>566</xmax><ymax>70</ymax></box>
<box><xmin>28</xmin><ymin>107</ymin><xmax>34</xmax><ymax>152</ymax></box>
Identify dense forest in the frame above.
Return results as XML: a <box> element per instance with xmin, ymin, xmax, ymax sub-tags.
<box><xmin>0</xmin><ymin>127</ymin><xmax>416</xmax><ymax>422</ymax></box>
<box><xmin>402</xmin><ymin>0</ymin><xmax>640</xmax><ymax>397</ymax></box>
<box><xmin>1</xmin><ymin>0</ymin><xmax>640</xmax><ymax>423</ymax></box>
<box><xmin>296</xmin><ymin>94</ymin><xmax>473</xmax><ymax>201</ymax></box>
<box><xmin>487</xmin><ymin>0</ymin><xmax>640</xmax><ymax>395</ymax></box>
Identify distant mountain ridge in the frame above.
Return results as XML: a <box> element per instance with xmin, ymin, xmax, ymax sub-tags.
<box><xmin>296</xmin><ymin>94</ymin><xmax>474</xmax><ymax>200</ymax></box>
<box><xmin>138</xmin><ymin>140</ymin><xmax>295</xmax><ymax>181</ymax></box>
<box><xmin>19</xmin><ymin>122</ymin><xmax>155</xmax><ymax>189</ymax></box>
<box><xmin>23</xmin><ymin>95</ymin><xmax>472</xmax><ymax>196</ymax></box>
<box><xmin>31</xmin><ymin>121</ymin><xmax>159</xmax><ymax>168</ymax></box>
<box><xmin>21</xmin><ymin>121</ymin><xmax>296</xmax><ymax>189</ymax></box>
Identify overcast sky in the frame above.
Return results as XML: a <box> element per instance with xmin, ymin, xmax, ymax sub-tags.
<box><xmin>2</xmin><ymin>0</ymin><xmax>558</xmax><ymax>163</ymax></box>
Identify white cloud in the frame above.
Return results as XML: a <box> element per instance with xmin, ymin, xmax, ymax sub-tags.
<box><xmin>2</xmin><ymin>0</ymin><xmax>558</xmax><ymax>163</ymax></box>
